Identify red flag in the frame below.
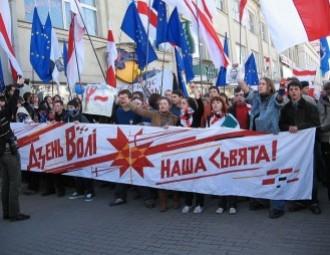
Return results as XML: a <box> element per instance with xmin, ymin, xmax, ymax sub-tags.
<box><xmin>106</xmin><ymin>26</ymin><xmax>117</xmax><ymax>87</ymax></box>
<box><xmin>239</xmin><ymin>0</ymin><xmax>248</xmax><ymax>23</ymax></box>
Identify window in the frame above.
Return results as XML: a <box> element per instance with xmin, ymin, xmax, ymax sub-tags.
<box><xmin>64</xmin><ymin>0</ymin><xmax>97</xmax><ymax>36</ymax></box>
<box><xmin>261</xmin><ymin>22</ymin><xmax>268</xmax><ymax>42</ymax></box>
<box><xmin>231</xmin><ymin>0</ymin><xmax>239</xmax><ymax>22</ymax></box>
<box><xmin>24</xmin><ymin>0</ymin><xmax>97</xmax><ymax>36</ymax></box>
<box><xmin>216</xmin><ymin>0</ymin><xmax>226</xmax><ymax>12</ymax></box>
<box><xmin>24</xmin><ymin>0</ymin><xmax>64</xmax><ymax>28</ymax></box>
<box><xmin>248</xmin><ymin>10</ymin><xmax>256</xmax><ymax>34</ymax></box>
<box><xmin>235</xmin><ymin>43</ymin><xmax>246</xmax><ymax>63</ymax></box>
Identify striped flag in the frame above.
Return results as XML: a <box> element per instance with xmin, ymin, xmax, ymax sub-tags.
<box><xmin>163</xmin><ymin>0</ymin><xmax>229</xmax><ymax>70</ymax></box>
<box><xmin>106</xmin><ymin>24</ymin><xmax>117</xmax><ymax>88</ymax></box>
<box><xmin>260</xmin><ymin>0</ymin><xmax>330</xmax><ymax>52</ymax></box>
<box><xmin>137</xmin><ymin>0</ymin><xmax>158</xmax><ymax>43</ymax></box>
<box><xmin>0</xmin><ymin>0</ymin><xmax>23</xmax><ymax>80</ymax></box>
<box><xmin>292</xmin><ymin>69</ymin><xmax>316</xmax><ymax>82</ymax></box>
<box><xmin>67</xmin><ymin>0</ymin><xmax>85</xmax><ymax>90</ymax></box>
<box><xmin>239</xmin><ymin>0</ymin><xmax>248</xmax><ymax>23</ymax></box>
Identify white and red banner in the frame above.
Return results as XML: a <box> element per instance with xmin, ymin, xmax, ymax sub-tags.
<box><xmin>67</xmin><ymin>0</ymin><xmax>85</xmax><ymax>90</ymax></box>
<box><xmin>239</xmin><ymin>0</ymin><xmax>248</xmax><ymax>23</ymax></box>
<box><xmin>163</xmin><ymin>0</ymin><xmax>228</xmax><ymax>69</ymax></box>
<box><xmin>137</xmin><ymin>0</ymin><xmax>157</xmax><ymax>42</ymax></box>
<box><xmin>260</xmin><ymin>0</ymin><xmax>330</xmax><ymax>52</ymax></box>
<box><xmin>81</xmin><ymin>83</ymin><xmax>117</xmax><ymax>117</ymax></box>
<box><xmin>106</xmin><ymin>25</ymin><xmax>117</xmax><ymax>87</ymax></box>
<box><xmin>0</xmin><ymin>0</ymin><xmax>23</xmax><ymax>80</ymax></box>
<box><xmin>293</xmin><ymin>69</ymin><xmax>317</xmax><ymax>82</ymax></box>
<box><xmin>13</xmin><ymin>123</ymin><xmax>315</xmax><ymax>200</ymax></box>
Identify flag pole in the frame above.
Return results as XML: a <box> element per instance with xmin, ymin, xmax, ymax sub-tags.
<box><xmin>196</xmin><ymin>0</ymin><xmax>204</xmax><ymax>96</ymax></box>
<box><xmin>160</xmin><ymin>45</ymin><xmax>167</xmax><ymax>95</ymax></box>
<box><xmin>144</xmin><ymin>0</ymin><xmax>153</xmax><ymax>72</ymax></box>
<box><xmin>142</xmin><ymin>0</ymin><xmax>153</xmax><ymax>98</ymax></box>
<box><xmin>239</xmin><ymin>17</ymin><xmax>242</xmax><ymax>66</ymax></box>
<box><xmin>72</xmin><ymin>0</ymin><xmax>106</xmax><ymax>82</ymax></box>
<box><xmin>71</xmin><ymin>15</ymin><xmax>82</xmax><ymax>86</ymax></box>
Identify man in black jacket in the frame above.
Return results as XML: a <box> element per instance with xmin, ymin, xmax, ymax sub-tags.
<box><xmin>1</xmin><ymin>77</ymin><xmax>30</xmax><ymax>222</ymax></box>
<box><xmin>279</xmin><ymin>79</ymin><xmax>321</xmax><ymax>215</ymax></box>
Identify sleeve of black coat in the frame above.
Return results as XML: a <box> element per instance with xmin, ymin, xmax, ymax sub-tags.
<box><xmin>279</xmin><ymin>105</ymin><xmax>290</xmax><ymax>131</ymax></box>
<box><xmin>298</xmin><ymin>104</ymin><xmax>320</xmax><ymax>130</ymax></box>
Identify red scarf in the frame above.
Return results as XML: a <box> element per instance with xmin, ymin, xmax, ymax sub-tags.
<box><xmin>209</xmin><ymin>112</ymin><xmax>224</xmax><ymax>125</ymax></box>
<box><xmin>180</xmin><ymin>108</ymin><xmax>194</xmax><ymax>127</ymax></box>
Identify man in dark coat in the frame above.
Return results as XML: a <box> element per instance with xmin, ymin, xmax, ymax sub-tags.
<box><xmin>279</xmin><ymin>79</ymin><xmax>321</xmax><ymax>216</ymax></box>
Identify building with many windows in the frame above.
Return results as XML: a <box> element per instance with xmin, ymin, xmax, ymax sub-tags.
<box><xmin>0</xmin><ymin>0</ymin><xmax>322</xmax><ymax>94</ymax></box>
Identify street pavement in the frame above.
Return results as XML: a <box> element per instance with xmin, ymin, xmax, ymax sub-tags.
<box><xmin>1</xmin><ymin>182</ymin><xmax>330</xmax><ymax>255</ymax></box>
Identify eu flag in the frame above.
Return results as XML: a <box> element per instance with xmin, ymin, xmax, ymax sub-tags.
<box><xmin>320</xmin><ymin>37</ymin><xmax>330</xmax><ymax>76</ymax></box>
<box><xmin>216</xmin><ymin>33</ymin><xmax>229</xmax><ymax>87</ymax></box>
<box><xmin>167</xmin><ymin>8</ymin><xmax>194</xmax><ymax>82</ymax></box>
<box><xmin>244</xmin><ymin>53</ymin><xmax>259</xmax><ymax>85</ymax></box>
<box><xmin>0</xmin><ymin>59</ymin><xmax>5</xmax><ymax>92</ymax></box>
<box><xmin>30</xmin><ymin>8</ymin><xmax>52</xmax><ymax>82</ymax></box>
<box><xmin>175</xmin><ymin>48</ymin><xmax>189</xmax><ymax>97</ymax></box>
<box><xmin>121</xmin><ymin>2</ymin><xmax>157</xmax><ymax>70</ymax></box>
<box><xmin>152</xmin><ymin>0</ymin><xmax>167</xmax><ymax>48</ymax></box>
<box><xmin>63</xmin><ymin>41</ymin><xmax>68</xmax><ymax>77</ymax></box>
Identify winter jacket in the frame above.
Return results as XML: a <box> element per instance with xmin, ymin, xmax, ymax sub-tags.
<box><xmin>129</xmin><ymin>103</ymin><xmax>178</xmax><ymax>127</ymax></box>
<box><xmin>245</xmin><ymin>91</ymin><xmax>284</xmax><ymax>134</ymax></box>
<box><xmin>279</xmin><ymin>97</ymin><xmax>320</xmax><ymax>132</ymax></box>
<box><xmin>317</xmin><ymin>95</ymin><xmax>330</xmax><ymax>143</ymax></box>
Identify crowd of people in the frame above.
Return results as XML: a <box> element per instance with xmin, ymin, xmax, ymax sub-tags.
<box><xmin>1</xmin><ymin>76</ymin><xmax>330</xmax><ymax>222</ymax></box>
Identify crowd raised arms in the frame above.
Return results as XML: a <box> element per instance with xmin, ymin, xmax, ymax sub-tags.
<box><xmin>1</xmin><ymin>77</ymin><xmax>330</xmax><ymax>221</ymax></box>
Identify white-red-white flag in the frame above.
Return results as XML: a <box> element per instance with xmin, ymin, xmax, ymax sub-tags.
<box><xmin>292</xmin><ymin>69</ymin><xmax>317</xmax><ymax>82</ymax></box>
<box><xmin>67</xmin><ymin>0</ymin><xmax>85</xmax><ymax>90</ymax></box>
<box><xmin>260</xmin><ymin>0</ymin><xmax>330</xmax><ymax>52</ymax></box>
<box><xmin>136</xmin><ymin>0</ymin><xmax>158</xmax><ymax>42</ymax></box>
<box><xmin>0</xmin><ymin>0</ymin><xmax>23</xmax><ymax>81</ymax></box>
<box><xmin>163</xmin><ymin>0</ymin><xmax>228</xmax><ymax>69</ymax></box>
<box><xmin>239</xmin><ymin>0</ymin><xmax>248</xmax><ymax>23</ymax></box>
<box><xmin>106</xmin><ymin>25</ymin><xmax>117</xmax><ymax>88</ymax></box>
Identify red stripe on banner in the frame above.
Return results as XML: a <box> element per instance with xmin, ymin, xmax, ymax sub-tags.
<box><xmin>280</xmin><ymin>168</ymin><xmax>293</xmax><ymax>174</ymax></box>
<box><xmin>287</xmin><ymin>178</ymin><xmax>299</xmax><ymax>183</ymax></box>
<box><xmin>262</xmin><ymin>178</ymin><xmax>275</xmax><ymax>185</ymax></box>
<box><xmin>292</xmin><ymin>69</ymin><xmax>317</xmax><ymax>76</ymax></box>
<box><xmin>17</xmin><ymin>122</ymin><xmax>65</xmax><ymax>148</ymax></box>
<box><xmin>156</xmin><ymin>167</ymin><xmax>261</xmax><ymax>185</ymax></box>
<box><xmin>46</xmin><ymin>153</ymin><xmax>117</xmax><ymax>174</ymax></box>
<box><xmin>146</xmin><ymin>130</ymin><xmax>264</xmax><ymax>156</ymax></box>
<box><xmin>267</xmin><ymin>169</ymin><xmax>279</xmax><ymax>175</ymax></box>
<box><xmin>137</xmin><ymin>1</ymin><xmax>158</xmax><ymax>27</ymax></box>
<box><xmin>293</xmin><ymin>0</ymin><xmax>330</xmax><ymax>41</ymax></box>
<box><xmin>94</xmin><ymin>95</ymin><xmax>109</xmax><ymax>102</ymax></box>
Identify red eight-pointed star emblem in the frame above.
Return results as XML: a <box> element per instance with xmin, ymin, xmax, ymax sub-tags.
<box><xmin>107</xmin><ymin>128</ymin><xmax>154</xmax><ymax>178</ymax></box>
